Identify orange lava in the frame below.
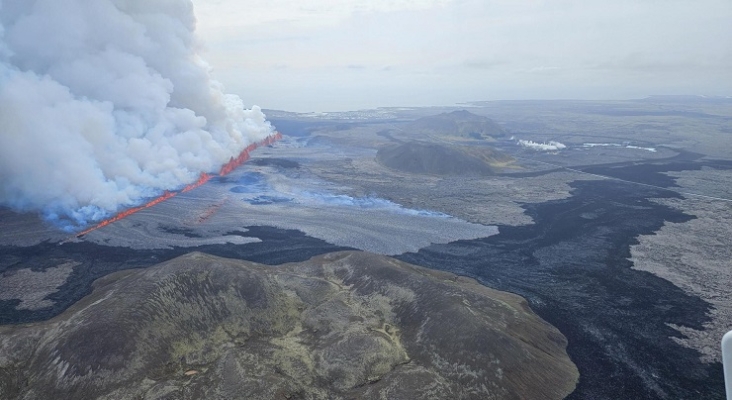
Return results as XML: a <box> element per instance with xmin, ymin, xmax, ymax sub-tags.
<box><xmin>181</xmin><ymin>173</ymin><xmax>212</xmax><ymax>193</ymax></box>
<box><xmin>190</xmin><ymin>197</ymin><xmax>227</xmax><ymax>225</ymax></box>
<box><xmin>76</xmin><ymin>132</ymin><xmax>282</xmax><ymax>237</ymax></box>
<box><xmin>218</xmin><ymin>133</ymin><xmax>282</xmax><ymax>176</ymax></box>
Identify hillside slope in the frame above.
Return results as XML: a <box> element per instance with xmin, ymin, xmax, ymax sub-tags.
<box><xmin>0</xmin><ymin>251</ymin><xmax>577</xmax><ymax>399</ymax></box>
<box><xmin>377</xmin><ymin>141</ymin><xmax>514</xmax><ymax>176</ymax></box>
<box><xmin>406</xmin><ymin>110</ymin><xmax>508</xmax><ymax>140</ymax></box>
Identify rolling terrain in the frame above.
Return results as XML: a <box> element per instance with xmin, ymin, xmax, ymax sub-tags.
<box><xmin>2</xmin><ymin>98</ymin><xmax>731</xmax><ymax>399</ymax></box>
<box><xmin>0</xmin><ymin>252</ymin><xmax>577</xmax><ymax>400</ymax></box>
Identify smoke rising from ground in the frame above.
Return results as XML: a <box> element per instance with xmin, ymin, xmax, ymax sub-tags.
<box><xmin>0</xmin><ymin>0</ymin><xmax>273</xmax><ymax>230</ymax></box>
<box><xmin>517</xmin><ymin>139</ymin><xmax>567</xmax><ymax>152</ymax></box>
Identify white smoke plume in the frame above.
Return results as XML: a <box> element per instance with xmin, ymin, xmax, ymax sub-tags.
<box><xmin>0</xmin><ymin>0</ymin><xmax>273</xmax><ymax>230</ymax></box>
<box><xmin>517</xmin><ymin>139</ymin><xmax>567</xmax><ymax>151</ymax></box>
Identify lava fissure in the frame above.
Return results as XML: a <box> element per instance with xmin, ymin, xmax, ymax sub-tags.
<box><xmin>75</xmin><ymin>132</ymin><xmax>283</xmax><ymax>238</ymax></box>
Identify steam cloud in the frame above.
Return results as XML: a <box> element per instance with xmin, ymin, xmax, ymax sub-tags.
<box><xmin>517</xmin><ymin>139</ymin><xmax>567</xmax><ymax>151</ymax></box>
<box><xmin>0</xmin><ymin>0</ymin><xmax>273</xmax><ymax>230</ymax></box>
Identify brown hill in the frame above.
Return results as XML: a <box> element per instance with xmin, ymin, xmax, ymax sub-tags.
<box><xmin>377</xmin><ymin>141</ymin><xmax>514</xmax><ymax>176</ymax></box>
<box><xmin>406</xmin><ymin>110</ymin><xmax>507</xmax><ymax>140</ymax></box>
<box><xmin>0</xmin><ymin>251</ymin><xmax>577</xmax><ymax>400</ymax></box>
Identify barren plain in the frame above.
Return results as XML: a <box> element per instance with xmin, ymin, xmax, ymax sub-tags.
<box><xmin>1</xmin><ymin>96</ymin><xmax>731</xmax><ymax>399</ymax></box>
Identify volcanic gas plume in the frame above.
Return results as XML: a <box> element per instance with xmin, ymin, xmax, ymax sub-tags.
<box><xmin>75</xmin><ymin>132</ymin><xmax>282</xmax><ymax>238</ymax></box>
<box><xmin>0</xmin><ymin>0</ymin><xmax>274</xmax><ymax>231</ymax></box>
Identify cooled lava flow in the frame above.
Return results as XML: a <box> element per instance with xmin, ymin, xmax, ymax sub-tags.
<box><xmin>75</xmin><ymin>132</ymin><xmax>283</xmax><ymax>238</ymax></box>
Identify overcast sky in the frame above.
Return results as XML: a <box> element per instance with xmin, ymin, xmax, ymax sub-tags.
<box><xmin>191</xmin><ymin>0</ymin><xmax>732</xmax><ymax>112</ymax></box>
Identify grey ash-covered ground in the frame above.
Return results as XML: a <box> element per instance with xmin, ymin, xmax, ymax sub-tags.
<box><xmin>268</xmin><ymin>98</ymin><xmax>732</xmax><ymax>399</ymax></box>
<box><xmin>2</xmin><ymin>97</ymin><xmax>731</xmax><ymax>399</ymax></box>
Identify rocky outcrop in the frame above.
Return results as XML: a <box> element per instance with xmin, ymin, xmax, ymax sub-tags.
<box><xmin>0</xmin><ymin>251</ymin><xmax>577</xmax><ymax>399</ymax></box>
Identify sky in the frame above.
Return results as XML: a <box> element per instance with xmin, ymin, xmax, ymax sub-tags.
<box><xmin>191</xmin><ymin>0</ymin><xmax>732</xmax><ymax>112</ymax></box>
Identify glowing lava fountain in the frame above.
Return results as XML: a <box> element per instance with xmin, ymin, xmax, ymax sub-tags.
<box><xmin>75</xmin><ymin>132</ymin><xmax>283</xmax><ymax>237</ymax></box>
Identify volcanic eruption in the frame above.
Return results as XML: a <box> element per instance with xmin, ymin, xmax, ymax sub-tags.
<box><xmin>75</xmin><ymin>132</ymin><xmax>282</xmax><ymax>237</ymax></box>
<box><xmin>0</xmin><ymin>0</ymin><xmax>274</xmax><ymax>231</ymax></box>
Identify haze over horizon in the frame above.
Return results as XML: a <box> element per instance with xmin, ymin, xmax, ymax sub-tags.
<box><xmin>192</xmin><ymin>0</ymin><xmax>732</xmax><ymax>113</ymax></box>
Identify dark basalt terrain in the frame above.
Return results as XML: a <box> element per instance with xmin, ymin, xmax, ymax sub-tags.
<box><xmin>3</xmin><ymin>99</ymin><xmax>730</xmax><ymax>399</ymax></box>
<box><xmin>0</xmin><ymin>251</ymin><xmax>577</xmax><ymax>400</ymax></box>
<box><xmin>377</xmin><ymin>141</ymin><xmax>512</xmax><ymax>176</ymax></box>
<box><xmin>397</xmin><ymin>173</ymin><xmax>727</xmax><ymax>399</ymax></box>
<box><xmin>0</xmin><ymin>226</ymin><xmax>352</xmax><ymax>325</ymax></box>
